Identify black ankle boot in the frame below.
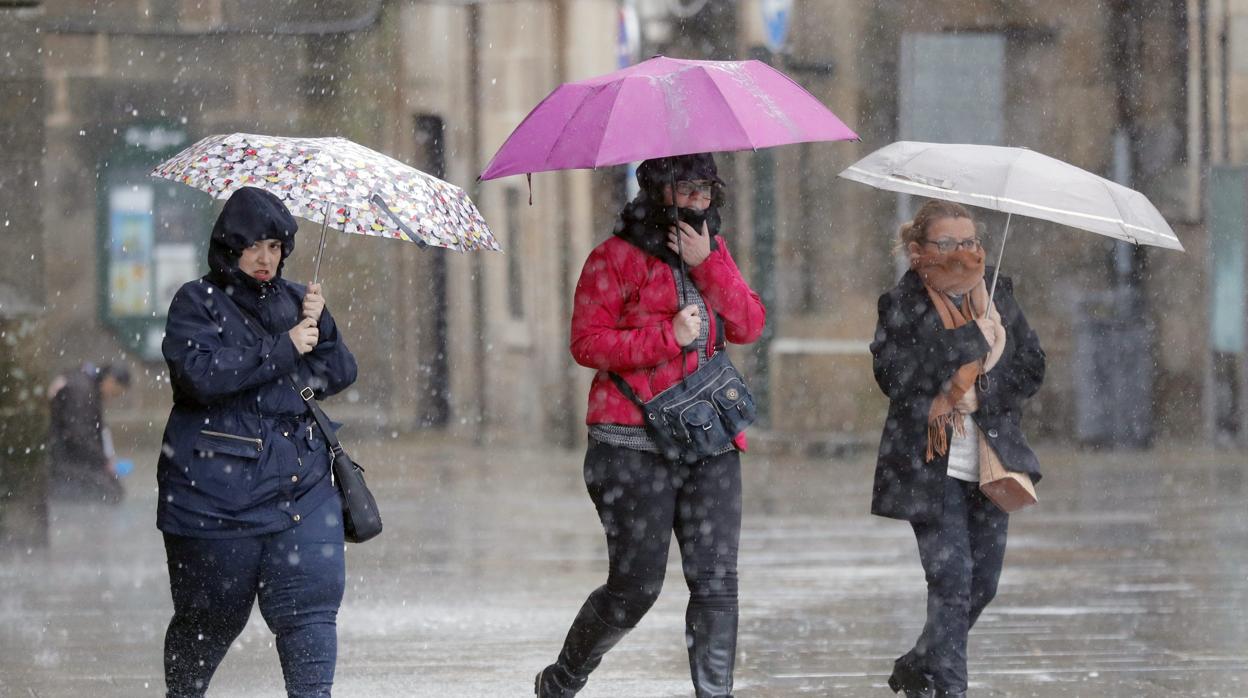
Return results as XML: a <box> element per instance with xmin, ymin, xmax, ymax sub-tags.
<box><xmin>534</xmin><ymin>666</ymin><xmax>578</xmax><ymax>698</ymax></box>
<box><xmin>686</xmin><ymin>608</ymin><xmax>737</xmax><ymax>698</ymax></box>
<box><xmin>887</xmin><ymin>655</ymin><xmax>932</xmax><ymax>697</ymax></box>
<box><xmin>534</xmin><ymin>600</ymin><xmax>631</xmax><ymax>697</ymax></box>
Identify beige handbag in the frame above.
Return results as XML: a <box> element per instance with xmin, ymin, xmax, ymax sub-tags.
<box><xmin>978</xmin><ymin>434</ymin><xmax>1037</xmax><ymax>513</ymax></box>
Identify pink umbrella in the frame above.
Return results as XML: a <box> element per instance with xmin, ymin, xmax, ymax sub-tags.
<box><xmin>479</xmin><ymin>55</ymin><xmax>857</xmax><ymax>180</ymax></box>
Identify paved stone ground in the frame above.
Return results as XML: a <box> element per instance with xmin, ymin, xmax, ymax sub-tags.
<box><xmin>2</xmin><ymin>431</ymin><xmax>1246</xmax><ymax>697</ymax></box>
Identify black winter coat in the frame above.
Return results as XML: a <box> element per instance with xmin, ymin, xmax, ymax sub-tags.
<box><xmin>869</xmin><ymin>269</ymin><xmax>1045</xmax><ymax>522</ymax></box>
<box><xmin>49</xmin><ymin>367</ymin><xmax>108</xmax><ymax>474</ymax></box>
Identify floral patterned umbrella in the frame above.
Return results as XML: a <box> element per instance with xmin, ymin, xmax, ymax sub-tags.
<box><xmin>152</xmin><ymin>133</ymin><xmax>499</xmax><ymax>277</ymax></box>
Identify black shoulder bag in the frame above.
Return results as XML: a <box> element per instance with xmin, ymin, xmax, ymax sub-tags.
<box><xmin>609</xmin><ymin>315</ymin><xmax>756</xmax><ymax>463</ymax></box>
<box><xmin>221</xmin><ymin>287</ymin><xmax>382</xmax><ymax>543</ymax></box>
<box><xmin>297</xmin><ymin>384</ymin><xmax>383</xmax><ymax>543</ymax></box>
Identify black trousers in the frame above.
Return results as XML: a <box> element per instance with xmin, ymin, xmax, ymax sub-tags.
<box><xmin>903</xmin><ymin>477</ymin><xmax>1009</xmax><ymax>693</ymax></box>
<box><xmin>581</xmin><ymin>439</ymin><xmax>742</xmax><ymax>630</ymax></box>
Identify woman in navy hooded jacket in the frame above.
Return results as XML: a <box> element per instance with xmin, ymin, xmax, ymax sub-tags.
<box><xmin>157</xmin><ymin>187</ymin><xmax>357</xmax><ymax>698</ymax></box>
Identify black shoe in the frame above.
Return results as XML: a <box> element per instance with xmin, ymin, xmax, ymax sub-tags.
<box><xmin>686</xmin><ymin>608</ymin><xmax>737</xmax><ymax>698</ymax></box>
<box><xmin>934</xmin><ymin>691</ymin><xmax>966</xmax><ymax>698</ymax></box>
<box><xmin>887</xmin><ymin>655</ymin><xmax>932</xmax><ymax>697</ymax></box>
<box><xmin>535</xmin><ymin>599</ymin><xmax>631</xmax><ymax>697</ymax></box>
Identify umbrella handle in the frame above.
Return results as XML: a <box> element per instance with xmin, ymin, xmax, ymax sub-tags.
<box><xmin>313</xmin><ymin>200</ymin><xmax>332</xmax><ymax>286</ymax></box>
<box><xmin>985</xmin><ymin>212</ymin><xmax>1011</xmax><ymax>316</ymax></box>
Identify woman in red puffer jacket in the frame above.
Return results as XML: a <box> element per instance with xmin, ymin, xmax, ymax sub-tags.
<box><xmin>535</xmin><ymin>153</ymin><xmax>765</xmax><ymax>698</ymax></box>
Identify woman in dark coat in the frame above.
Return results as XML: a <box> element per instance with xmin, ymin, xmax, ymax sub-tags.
<box><xmin>157</xmin><ymin>186</ymin><xmax>357</xmax><ymax>698</ymax></box>
<box><xmin>870</xmin><ymin>200</ymin><xmax>1045</xmax><ymax>698</ymax></box>
<box><xmin>47</xmin><ymin>362</ymin><xmax>130</xmax><ymax>504</ymax></box>
<box><xmin>535</xmin><ymin>154</ymin><xmax>766</xmax><ymax>698</ymax></box>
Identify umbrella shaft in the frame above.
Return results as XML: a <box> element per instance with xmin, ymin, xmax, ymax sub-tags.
<box><xmin>986</xmin><ymin>213</ymin><xmax>1011</xmax><ymax>314</ymax></box>
<box><xmin>313</xmin><ymin>201</ymin><xmax>331</xmax><ymax>285</ymax></box>
<box><xmin>671</xmin><ymin>167</ymin><xmax>692</xmax><ymax>380</ymax></box>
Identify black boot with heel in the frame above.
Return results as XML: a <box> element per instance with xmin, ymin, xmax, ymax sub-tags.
<box><xmin>534</xmin><ymin>599</ymin><xmax>631</xmax><ymax>698</ymax></box>
<box><xmin>887</xmin><ymin>654</ymin><xmax>933</xmax><ymax>698</ymax></box>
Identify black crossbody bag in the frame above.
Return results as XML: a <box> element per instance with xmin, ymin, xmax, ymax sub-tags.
<box><xmin>222</xmin><ymin>288</ymin><xmax>382</xmax><ymax>543</ymax></box>
<box><xmin>610</xmin><ymin>315</ymin><xmax>757</xmax><ymax>463</ymax></box>
<box><xmin>296</xmin><ymin>384</ymin><xmax>382</xmax><ymax>543</ymax></box>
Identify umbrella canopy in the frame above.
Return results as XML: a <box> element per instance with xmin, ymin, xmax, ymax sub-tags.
<box><xmin>153</xmin><ymin>132</ymin><xmax>499</xmax><ymax>253</ymax></box>
<box><xmin>480</xmin><ymin>55</ymin><xmax>858</xmax><ymax>180</ymax></box>
<box><xmin>838</xmin><ymin>140</ymin><xmax>1183</xmax><ymax>251</ymax></box>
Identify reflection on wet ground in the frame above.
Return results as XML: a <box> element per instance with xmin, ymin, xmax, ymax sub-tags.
<box><xmin>2</xmin><ymin>434</ymin><xmax>1246</xmax><ymax>697</ymax></box>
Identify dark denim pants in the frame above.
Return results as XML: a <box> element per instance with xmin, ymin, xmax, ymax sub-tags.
<box><xmin>903</xmin><ymin>477</ymin><xmax>1009</xmax><ymax>694</ymax></box>
<box><xmin>163</xmin><ymin>494</ymin><xmax>346</xmax><ymax>698</ymax></box>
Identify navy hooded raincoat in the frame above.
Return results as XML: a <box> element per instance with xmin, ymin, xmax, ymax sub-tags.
<box><xmin>157</xmin><ymin>187</ymin><xmax>358</xmax><ymax>538</ymax></box>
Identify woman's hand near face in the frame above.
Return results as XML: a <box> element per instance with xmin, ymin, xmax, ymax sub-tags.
<box><xmin>667</xmin><ymin>220</ymin><xmax>712</xmax><ymax>267</ymax></box>
<box><xmin>288</xmin><ymin>317</ymin><xmax>319</xmax><ymax>355</ymax></box>
<box><xmin>302</xmin><ymin>283</ymin><xmax>325</xmax><ymax>324</ymax></box>
<box><xmin>672</xmin><ymin>304</ymin><xmax>702</xmax><ymax>347</ymax></box>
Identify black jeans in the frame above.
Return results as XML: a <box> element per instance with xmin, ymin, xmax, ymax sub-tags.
<box><xmin>163</xmin><ymin>494</ymin><xmax>346</xmax><ymax>698</ymax></box>
<box><xmin>903</xmin><ymin>477</ymin><xmax>1009</xmax><ymax>694</ymax></box>
<box><xmin>581</xmin><ymin>439</ymin><xmax>742</xmax><ymax>630</ymax></box>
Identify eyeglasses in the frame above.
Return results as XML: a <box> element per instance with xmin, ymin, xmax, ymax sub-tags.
<box><xmin>673</xmin><ymin>180</ymin><xmax>715</xmax><ymax>198</ymax></box>
<box><xmin>922</xmin><ymin>237</ymin><xmax>983</xmax><ymax>253</ymax></box>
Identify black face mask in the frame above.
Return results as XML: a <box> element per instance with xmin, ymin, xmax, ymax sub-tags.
<box><xmin>677</xmin><ymin>206</ymin><xmax>708</xmax><ymax>230</ymax></box>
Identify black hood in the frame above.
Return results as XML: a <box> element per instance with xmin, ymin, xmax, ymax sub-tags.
<box><xmin>206</xmin><ymin>187</ymin><xmax>298</xmax><ymax>292</ymax></box>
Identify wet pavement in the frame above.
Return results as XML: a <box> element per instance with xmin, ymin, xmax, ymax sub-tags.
<box><xmin>2</xmin><ymin>431</ymin><xmax>1247</xmax><ymax>697</ymax></box>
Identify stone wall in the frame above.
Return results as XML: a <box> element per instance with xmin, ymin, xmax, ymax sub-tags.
<box><xmin>0</xmin><ymin>3</ymin><xmax>49</xmax><ymax>548</ymax></box>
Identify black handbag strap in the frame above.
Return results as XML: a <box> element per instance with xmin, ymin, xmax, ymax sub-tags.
<box><xmin>297</xmin><ymin>384</ymin><xmax>345</xmax><ymax>459</ymax></box>
<box><xmin>609</xmin><ymin>372</ymin><xmax>646</xmax><ymax>409</ymax></box>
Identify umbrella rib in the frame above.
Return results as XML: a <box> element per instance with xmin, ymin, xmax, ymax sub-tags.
<box><xmin>696</xmin><ymin>67</ymin><xmax>760</xmax><ymax>151</ymax></box>
<box><xmin>585</xmin><ymin>80</ymin><xmax>632</xmax><ymax>168</ymax></box>
<box><xmin>482</xmin><ymin>86</ymin><xmax>586</xmax><ymax>178</ymax></box>
<box><xmin>997</xmin><ymin>151</ymin><xmax>1020</xmax><ymax>212</ymax></box>
<box><xmin>1097</xmin><ymin>176</ymin><xmax>1145</xmax><ymax>245</ymax></box>
<box><xmin>1113</xmin><ymin>187</ymin><xmax>1178</xmax><ymax>247</ymax></box>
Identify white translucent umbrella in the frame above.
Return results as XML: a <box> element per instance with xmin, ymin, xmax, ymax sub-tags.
<box><xmin>839</xmin><ymin>141</ymin><xmax>1184</xmax><ymax>301</ymax></box>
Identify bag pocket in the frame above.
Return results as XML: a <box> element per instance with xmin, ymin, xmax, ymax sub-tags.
<box><xmin>676</xmin><ymin>400</ymin><xmax>731</xmax><ymax>461</ymax></box>
<box><xmin>644</xmin><ymin>409</ymin><xmax>689</xmax><ymax>463</ymax></box>
<box><xmin>712</xmin><ymin>377</ymin><xmax>756</xmax><ymax>437</ymax></box>
<box><xmin>192</xmin><ymin>430</ymin><xmax>264</xmax><ymax>510</ymax></box>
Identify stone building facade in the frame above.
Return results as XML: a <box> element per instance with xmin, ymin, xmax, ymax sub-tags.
<box><xmin>1</xmin><ymin>0</ymin><xmax>1241</xmax><ymax>495</ymax></box>
<box><xmin>735</xmin><ymin>0</ymin><xmax>1209</xmax><ymax>448</ymax></box>
<box><xmin>27</xmin><ymin>0</ymin><xmax>617</xmax><ymax>454</ymax></box>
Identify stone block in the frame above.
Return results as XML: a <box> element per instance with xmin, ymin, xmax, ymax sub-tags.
<box><xmin>769</xmin><ymin>343</ymin><xmax>886</xmax><ymax>438</ymax></box>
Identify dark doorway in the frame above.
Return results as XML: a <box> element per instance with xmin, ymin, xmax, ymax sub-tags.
<box><xmin>413</xmin><ymin>114</ymin><xmax>450</xmax><ymax>427</ymax></box>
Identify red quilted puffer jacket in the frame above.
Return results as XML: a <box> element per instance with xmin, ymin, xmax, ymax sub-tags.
<box><xmin>570</xmin><ymin>234</ymin><xmax>766</xmax><ymax>448</ymax></box>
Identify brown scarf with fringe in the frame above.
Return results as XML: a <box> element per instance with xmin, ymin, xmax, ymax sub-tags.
<box><xmin>923</xmin><ymin>284</ymin><xmax>986</xmax><ymax>462</ymax></box>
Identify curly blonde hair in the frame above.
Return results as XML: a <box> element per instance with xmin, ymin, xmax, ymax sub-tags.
<box><xmin>898</xmin><ymin>199</ymin><xmax>977</xmax><ymax>250</ymax></box>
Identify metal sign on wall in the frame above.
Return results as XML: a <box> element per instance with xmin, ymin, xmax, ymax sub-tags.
<box><xmin>97</xmin><ymin>123</ymin><xmax>208</xmax><ymax>361</ymax></box>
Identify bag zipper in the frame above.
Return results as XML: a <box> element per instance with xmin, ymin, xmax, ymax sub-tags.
<box><xmin>200</xmin><ymin>429</ymin><xmax>264</xmax><ymax>452</ymax></box>
<box><xmin>658</xmin><ymin>366</ymin><xmax>736</xmax><ymax>414</ymax></box>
